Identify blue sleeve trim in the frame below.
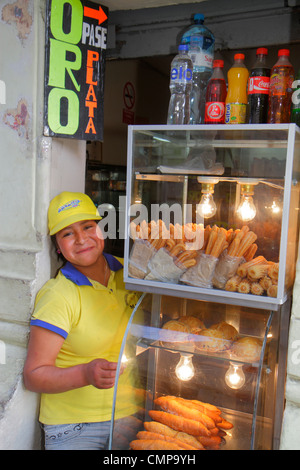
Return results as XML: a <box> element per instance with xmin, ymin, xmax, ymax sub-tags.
<box><xmin>30</xmin><ymin>319</ymin><xmax>68</xmax><ymax>339</ymax></box>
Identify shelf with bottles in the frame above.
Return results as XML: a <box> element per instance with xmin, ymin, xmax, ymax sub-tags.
<box><xmin>124</xmin><ymin>124</ymin><xmax>300</xmax><ymax>310</ymax></box>
<box><xmin>109</xmin><ymin>293</ymin><xmax>287</xmax><ymax>450</ymax></box>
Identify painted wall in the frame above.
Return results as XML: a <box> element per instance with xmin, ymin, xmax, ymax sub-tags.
<box><xmin>0</xmin><ymin>0</ymin><xmax>86</xmax><ymax>449</ymax></box>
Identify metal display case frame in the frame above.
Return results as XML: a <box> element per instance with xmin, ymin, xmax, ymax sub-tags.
<box><xmin>109</xmin><ymin>124</ymin><xmax>300</xmax><ymax>451</ymax></box>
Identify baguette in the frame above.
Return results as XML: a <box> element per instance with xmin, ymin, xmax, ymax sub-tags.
<box><xmin>191</xmin><ymin>399</ymin><xmax>221</xmax><ymax>415</ymax></box>
<box><xmin>155</xmin><ymin>396</ymin><xmax>215</xmax><ymax>429</ymax></box>
<box><xmin>149</xmin><ymin>410</ymin><xmax>211</xmax><ymax>437</ymax></box>
<box><xmin>175</xmin><ymin>397</ymin><xmax>222</xmax><ymax>424</ymax></box>
<box><xmin>217</xmin><ymin>418</ymin><xmax>234</xmax><ymax>430</ymax></box>
<box><xmin>130</xmin><ymin>439</ymin><xmax>185</xmax><ymax>450</ymax></box>
<box><xmin>143</xmin><ymin>421</ymin><xmax>205</xmax><ymax>450</ymax></box>
<box><xmin>197</xmin><ymin>435</ymin><xmax>222</xmax><ymax>450</ymax></box>
<box><xmin>136</xmin><ymin>431</ymin><xmax>199</xmax><ymax>450</ymax></box>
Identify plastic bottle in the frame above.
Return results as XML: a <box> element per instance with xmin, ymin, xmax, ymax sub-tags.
<box><xmin>204</xmin><ymin>60</ymin><xmax>227</xmax><ymax>124</ymax></box>
<box><xmin>247</xmin><ymin>48</ymin><xmax>270</xmax><ymax>123</ymax></box>
<box><xmin>225</xmin><ymin>53</ymin><xmax>249</xmax><ymax>125</ymax></box>
<box><xmin>268</xmin><ymin>49</ymin><xmax>294</xmax><ymax>123</ymax></box>
<box><xmin>291</xmin><ymin>69</ymin><xmax>300</xmax><ymax>127</ymax></box>
<box><xmin>167</xmin><ymin>44</ymin><xmax>193</xmax><ymax>124</ymax></box>
<box><xmin>181</xmin><ymin>14</ymin><xmax>215</xmax><ymax>123</ymax></box>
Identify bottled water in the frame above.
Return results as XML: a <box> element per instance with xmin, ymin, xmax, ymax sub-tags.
<box><xmin>181</xmin><ymin>14</ymin><xmax>215</xmax><ymax>123</ymax></box>
<box><xmin>167</xmin><ymin>45</ymin><xmax>193</xmax><ymax>124</ymax></box>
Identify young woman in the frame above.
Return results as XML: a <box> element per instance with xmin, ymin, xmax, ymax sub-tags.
<box><xmin>23</xmin><ymin>191</ymin><xmax>140</xmax><ymax>450</ymax></box>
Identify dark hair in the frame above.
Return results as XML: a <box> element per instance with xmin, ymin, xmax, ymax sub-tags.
<box><xmin>50</xmin><ymin>235</ymin><xmax>66</xmax><ymax>265</ymax></box>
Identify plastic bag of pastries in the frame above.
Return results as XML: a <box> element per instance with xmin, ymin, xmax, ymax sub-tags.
<box><xmin>145</xmin><ymin>241</ymin><xmax>197</xmax><ymax>284</ymax></box>
<box><xmin>180</xmin><ymin>226</ymin><xmax>227</xmax><ymax>288</ymax></box>
<box><xmin>212</xmin><ymin>227</ymin><xmax>257</xmax><ymax>289</ymax></box>
<box><xmin>128</xmin><ymin>220</ymin><xmax>158</xmax><ymax>279</ymax></box>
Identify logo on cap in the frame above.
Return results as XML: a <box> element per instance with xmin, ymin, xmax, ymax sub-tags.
<box><xmin>58</xmin><ymin>199</ymin><xmax>81</xmax><ymax>213</ymax></box>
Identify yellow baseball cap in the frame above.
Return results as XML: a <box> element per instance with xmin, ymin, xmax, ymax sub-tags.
<box><xmin>48</xmin><ymin>191</ymin><xmax>102</xmax><ymax>235</ymax></box>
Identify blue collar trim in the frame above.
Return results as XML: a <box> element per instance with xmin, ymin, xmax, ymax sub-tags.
<box><xmin>61</xmin><ymin>253</ymin><xmax>123</xmax><ymax>286</ymax></box>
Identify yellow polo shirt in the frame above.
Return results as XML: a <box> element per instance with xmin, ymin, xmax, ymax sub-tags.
<box><xmin>30</xmin><ymin>254</ymin><xmax>141</xmax><ymax>425</ymax></box>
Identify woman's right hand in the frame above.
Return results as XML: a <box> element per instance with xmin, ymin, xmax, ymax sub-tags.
<box><xmin>84</xmin><ymin>359</ymin><xmax>118</xmax><ymax>389</ymax></box>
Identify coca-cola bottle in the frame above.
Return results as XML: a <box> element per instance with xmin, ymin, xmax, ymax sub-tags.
<box><xmin>247</xmin><ymin>48</ymin><xmax>270</xmax><ymax>123</ymax></box>
<box><xmin>204</xmin><ymin>60</ymin><xmax>227</xmax><ymax>124</ymax></box>
<box><xmin>268</xmin><ymin>49</ymin><xmax>294</xmax><ymax>123</ymax></box>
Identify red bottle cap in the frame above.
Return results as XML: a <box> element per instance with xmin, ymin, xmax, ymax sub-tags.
<box><xmin>213</xmin><ymin>60</ymin><xmax>224</xmax><ymax>68</ymax></box>
<box><xmin>256</xmin><ymin>47</ymin><xmax>268</xmax><ymax>55</ymax></box>
<box><xmin>278</xmin><ymin>49</ymin><xmax>290</xmax><ymax>56</ymax></box>
<box><xmin>234</xmin><ymin>53</ymin><xmax>245</xmax><ymax>60</ymax></box>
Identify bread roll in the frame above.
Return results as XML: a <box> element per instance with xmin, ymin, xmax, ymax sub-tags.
<box><xmin>160</xmin><ymin>320</ymin><xmax>191</xmax><ymax>349</ymax></box>
<box><xmin>210</xmin><ymin>321</ymin><xmax>239</xmax><ymax>341</ymax></box>
<box><xmin>178</xmin><ymin>315</ymin><xmax>205</xmax><ymax>332</ymax></box>
<box><xmin>130</xmin><ymin>439</ymin><xmax>185</xmax><ymax>450</ymax></box>
<box><xmin>194</xmin><ymin>328</ymin><xmax>230</xmax><ymax>352</ymax></box>
<box><xmin>149</xmin><ymin>410</ymin><xmax>211</xmax><ymax>437</ymax></box>
<box><xmin>136</xmin><ymin>431</ymin><xmax>198</xmax><ymax>450</ymax></box>
<box><xmin>155</xmin><ymin>396</ymin><xmax>215</xmax><ymax>429</ymax></box>
<box><xmin>231</xmin><ymin>336</ymin><xmax>262</xmax><ymax>362</ymax></box>
<box><xmin>143</xmin><ymin>421</ymin><xmax>205</xmax><ymax>449</ymax></box>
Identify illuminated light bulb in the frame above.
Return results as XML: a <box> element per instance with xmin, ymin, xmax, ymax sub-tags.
<box><xmin>225</xmin><ymin>362</ymin><xmax>245</xmax><ymax>390</ymax></box>
<box><xmin>237</xmin><ymin>183</ymin><xmax>257</xmax><ymax>222</ymax></box>
<box><xmin>175</xmin><ymin>354</ymin><xmax>195</xmax><ymax>382</ymax></box>
<box><xmin>197</xmin><ymin>182</ymin><xmax>217</xmax><ymax>219</ymax></box>
<box><xmin>237</xmin><ymin>195</ymin><xmax>256</xmax><ymax>222</ymax></box>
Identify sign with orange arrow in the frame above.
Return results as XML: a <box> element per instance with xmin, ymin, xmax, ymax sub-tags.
<box><xmin>44</xmin><ymin>0</ymin><xmax>109</xmax><ymax>141</ymax></box>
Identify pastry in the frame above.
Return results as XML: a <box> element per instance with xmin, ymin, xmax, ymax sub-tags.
<box><xmin>160</xmin><ymin>320</ymin><xmax>190</xmax><ymax>350</ymax></box>
<box><xmin>177</xmin><ymin>315</ymin><xmax>205</xmax><ymax>332</ymax></box>
<box><xmin>210</xmin><ymin>321</ymin><xmax>238</xmax><ymax>341</ymax></box>
<box><xmin>231</xmin><ymin>336</ymin><xmax>263</xmax><ymax>362</ymax></box>
<box><xmin>247</xmin><ymin>264</ymin><xmax>269</xmax><ymax>280</ymax></box>
<box><xmin>237</xmin><ymin>255</ymin><xmax>267</xmax><ymax>278</ymax></box>
<box><xmin>194</xmin><ymin>328</ymin><xmax>230</xmax><ymax>352</ymax></box>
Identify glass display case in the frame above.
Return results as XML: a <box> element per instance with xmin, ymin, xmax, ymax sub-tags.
<box><xmin>124</xmin><ymin>124</ymin><xmax>300</xmax><ymax>310</ymax></box>
<box><xmin>109</xmin><ymin>293</ymin><xmax>290</xmax><ymax>450</ymax></box>
<box><xmin>109</xmin><ymin>124</ymin><xmax>300</xmax><ymax>450</ymax></box>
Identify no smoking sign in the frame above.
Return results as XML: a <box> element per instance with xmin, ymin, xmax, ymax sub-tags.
<box><xmin>123</xmin><ymin>81</ymin><xmax>135</xmax><ymax>124</ymax></box>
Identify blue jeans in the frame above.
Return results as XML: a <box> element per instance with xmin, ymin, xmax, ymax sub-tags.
<box><xmin>42</xmin><ymin>421</ymin><xmax>111</xmax><ymax>450</ymax></box>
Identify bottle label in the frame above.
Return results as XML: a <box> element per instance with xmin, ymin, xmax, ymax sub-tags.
<box><xmin>225</xmin><ymin>103</ymin><xmax>247</xmax><ymax>124</ymax></box>
<box><xmin>248</xmin><ymin>76</ymin><xmax>270</xmax><ymax>95</ymax></box>
<box><xmin>171</xmin><ymin>66</ymin><xmax>193</xmax><ymax>83</ymax></box>
<box><xmin>205</xmin><ymin>102</ymin><xmax>225</xmax><ymax>122</ymax></box>
<box><xmin>270</xmin><ymin>72</ymin><xmax>294</xmax><ymax>96</ymax></box>
<box><xmin>189</xmin><ymin>51</ymin><xmax>213</xmax><ymax>70</ymax></box>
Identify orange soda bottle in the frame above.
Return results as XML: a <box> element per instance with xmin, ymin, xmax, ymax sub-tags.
<box><xmin>225</xmin><ymin>53</ymin><xmax>249</xmax><ymax>124</ymax></box>
<box><xmin>268</xmin><ymin>49</ymin><xmax>294</xmax><ymax>123</ymax></box>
